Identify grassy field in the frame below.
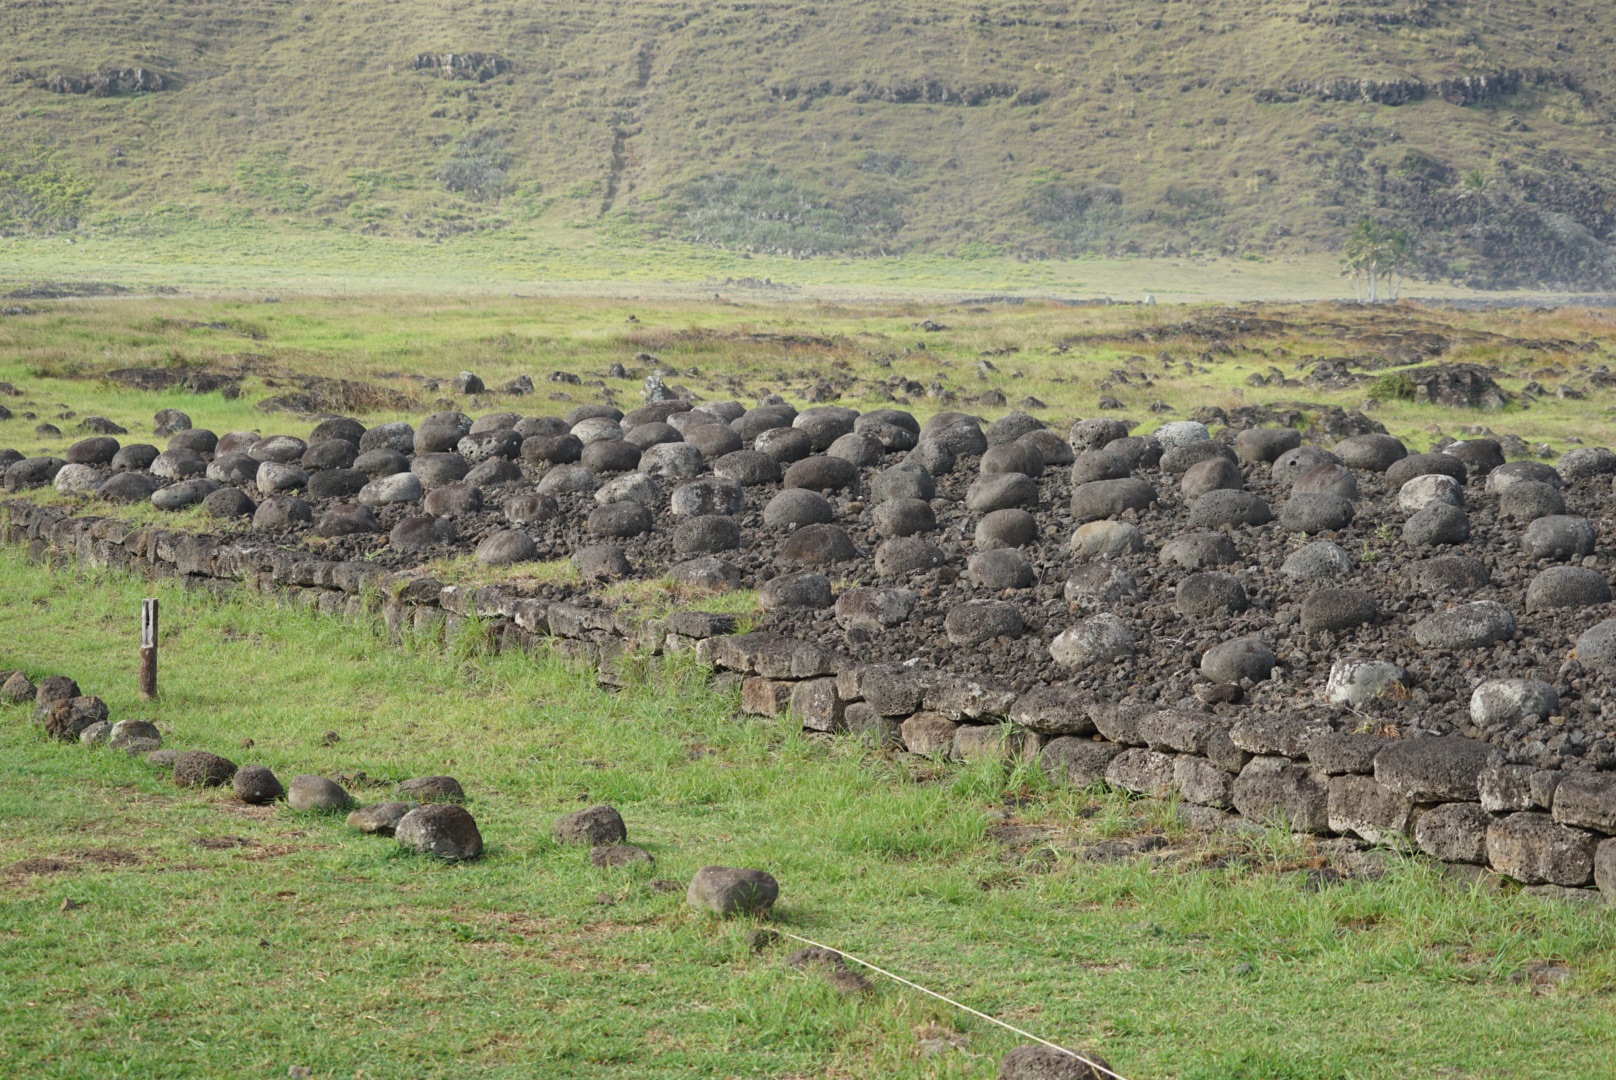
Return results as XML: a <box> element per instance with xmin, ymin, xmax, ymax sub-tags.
<box><xmin>2</xmin><ymin>292</ymin><xmax>1615</xmax><ymax>471</ymax></box>
<box><xmin>3</xmin><ymin>549</ymin><xmax>1616</xmax><ymax>1079</ymax></box>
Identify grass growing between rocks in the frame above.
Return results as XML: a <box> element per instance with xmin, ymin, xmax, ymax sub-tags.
<box><xmin>2</xmin><ymin>548</ymin><xmax>1615</xmax><ymax>1078</ymax></box>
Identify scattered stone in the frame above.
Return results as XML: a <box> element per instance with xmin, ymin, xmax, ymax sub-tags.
<box><xmin>347</xmin><ymin>802</ymin><xmax>415</xmax><ymax>835</ymax></box>
<box><xmin>395</xmin><ymin>804</ymin><xmax>484</xmax><ymax>860</ymax></box>
<box><xmin>555</xmin><ymin>804</ymin><xmax>627</xmax><ymax>845</ymax></box>
<box><xmin>287</xmin><ymin>775</ymin><xmax>354</xmax><ymax>811</ymax></box>
<box><xmin>172</xmin><ymin>751</ymin><xmax>237</xmax><ymax>788</ymax></box>
<box><xmin>396</xmin><ymin>776</ymin><xmax>465</xmax><ymax>803</ymax></box>
<box><xmin>232</xmin><ymin>765</ymin><xmax>285</xmax><ymax>804</ymax></box>
<box><xmin>686</xmin><ymin>866</ymin><xmax>779</xmax><ymax>916</ymax></box>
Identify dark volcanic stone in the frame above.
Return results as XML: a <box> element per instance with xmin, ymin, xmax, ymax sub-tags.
<box><xmin>555</xmin><ymin>804</ymin><xmax>628</xmax><ymax>845</ymax></box>
<box><xmin>968</xmin><ymin>547</ymin><xmax>1035</xmax><ymax>589</ymax></box>
<box><xmin>412</xmin><ymin>452</ymin><xmax>470</xmax><ymax>488</ymax></box>
<box><xmin>685</xmin><ymin>423</ymin><xmax>744</xmax><ymax>461</ymax></box>
<box><xmin>874</xmin><ymin>536</ymin><xmax>947</xmax><ymax>575</ymax></box>
<box><xmin>1333</xmin><ymin>434</ymin><xmax>1406</xmax><ymax>471</ymax></box>
<box><xmin>173</xmin><ymin>750</ymin><xmax>237</xmax><ymax>788</ymax></box>
<box><xmin>1159</xmin><ymin>531</ymin><xmax>1238</xmax><ymax>570</ymax></box>
<box><xmin>1279</xmin><ymin>493</ymin><xmax>1355</xmax><ymax>534</ymax></box>
<box><xmin>503</xmin><ymin>493</ymin><xmax>558</xmax><ymax>525</ymax></box>
<box><xmin>964</xmin><ymin>473</ymin><xmax>1039</xmax><ymax>513</ymax></box>
<box><xmin>316</xmin><ymin>503</ymin><xmax>380</xmax><ymax>536</ymax></box>
<box><xmin>1407</xmin><ymin>555</ymin><xmax>1490</xmax><ymax>593</ymax></box>
<box><xmin>396</xmin><ymin>804</ymin><xmax>483</xmax><ymax>860</ymax></box>
<box><xmin>778</xmin><ymin>523</ymin><xmax>856</xmax><ymax>564</ymax></box>
<box><xmin>1374</xmin><ymin>737</ymin><xmax>1490</xmax><ymax>802</ymax></box>
<box><xmin>463</xmin><ymin>457</ymin><xmax>520</xmax><ymax>487</ymax></box>
<box><xmin>1412</xmin><ymin>602</ymin><xmax>1515</xmax><ymax>650</ymax></box>
<box><xmin>980</xmin><ymin>442</ymin><xmax>1044</xmax><ymax>478</ymax></box>
<box><xmin>65</xmin><ymin>436</ymin><xmax>119</xmax><ymax>465</ymax></box>
<box><xmin>302</xmin><ymin>438</ymin><xmax>358</xmax><ymax>473</ymax></box>
<box><xmin>476</xmin><ymin>529</ymin><xmax>539</xmax><ymax>566</ymax></box>
<box><xmin>203</xmin><ymin>487</ymin><xmax>257</xmax><ymax>519</ymax></box>
<box><xmin>390</xmin><ymin>515</ymin><xmax>459</xmax><ymax>552</ymax></box>
<box><xmin>580</xmin><ymin>439</ymin><xmax>642</xmax><ymax>474</ymax></box>
<box><xmin>1271</xmin><ymin>446</ymin><xmax>1342</xmax><ymax>488</ymax></box>
<box><xmin>522</xmin><ymin>433</ymin><xmax>583</xmax><ymax>465</ymax></box>
<box><xmin>674</xmin><ymin>515</ymin><xmax>742</xmax><ymax>554</ymax></box>
<box><xmin>976</xmin><ymin>508</ymin><xmax>1038</xmax><ymax>550</ymax></box>
<box><xmin>1402</xmin><ymin>504</ymin><xmax>1469</xmax><ymax>547</ymax></box>
<box><xmin>1300</xmin><ymin>588</ymin><xmax>1379</xmax><ymax>633</ymax></box>
<box><xmin>1069</xmin><ymin>449</ymin><xmax>1130</xmax><ymax>485</ymax></box>
<box><xmin>1201</xmin><ymin>637</ymin><xmax>1276</xmax><ymax>683</ymax></box>
<box><xmin>308</xmin><ymin>467</ymin><xmax>369</xmax><ymax>500</ymax></box>
<box><xmin>1385</xmin><ymin>452</ymin><xmax>1467</xmax><ymax>487</ymax></box>
<box><xmin>354</xmin><ymin>448</ymin><xmax>410</xmax><ymax>478</ymax></box>
<box><xmin>588</xmin><ymin>500</ymin><xmax>653</xmax><ymax>538</ymax></box>
<box><xmin>1235</xmin><ymin>426</ymin><xmax>1302</xmax><ymax>464</ymax></box>
<box><xmin>253</xmin><ymin>495</ymin><xmax>312</xmax><ymax>530</ymax></box>
<box><xmin>1070</xmin><ymin>478</ymin><xmax>1156</xmax><ymax>522</ymax></box>
<box><xmin>1187</xmin><ymin>490</ymin><xmax>1271</xmax><ymax>528</ymax></box>
<box><xmin>1521</xmin><ymin>516</ymin><xmax>1597</xmax><ymax>561</ymax></box>
<box><xmin>755</xmin><ymin>426</ymin><xmax>814</xmax><ymax>463</ymax></box>
<box><xmin>763</xmin><ymin>488</ymin><xmax>834</xmax><ymax>528</ymax></box>
<box><xmin>1291</xmin><ymin>463</ymin><xmax>1358</xmax><ymax>501</ymax></box>
<box><xmin>713</xmin><ymin>449</ymin><xmax>781</xmax><ymax>486</ymax></box>
<box><xmin>359</xmin><ymin>421</ymin><xmax>414</xmax><ymax>454</ymax></box>
<box><xmin>111</xmin><ymin>444</ymin><xmax>159</xmax><ymax>472</ymax></box>
<box><xmin>1525</xmin><ymin>566</ymin><xmax>1612</xmax><ymax>610</ymax></box>
<box><xmin>575</xmin><ymin>544</ymin><xmax>632</xmax><ymax>581</ymax></box>
<box><xmin>1181</xmin><ymin>457</ymin><xmax>1242</xmax><ymax>499</ymax></box>
<box><xmin>232</xmin><ymin>765</ymin><xmax>285</xmax><ymax>804</ymax></box>
<box><xmin>944</xmin><ymin>600</ymin><xmax>1023</xmax><ymax>644</ymax></box>
<box><xmin>760</xmin><ymin>571</ymin><xmax>834</xmax><ymax>610</ymax></box>
<box><xmin>872</xmin><ymin>463</ymin><xmax>935</xmax><ymax>503</ymax></box>
<box><xmin>784</xmin><ymin>455</ymin><xmax>858</xmax><ymax>492</ymax></box>
<box><xmin>1176</xmin><ymin>572</ymin><xmax>1248</xmax><ymax>617</ymax></box>
<box><xmin>873</xmin><ymin>498</ymin><xmax>936</xmax><ymax>537</ymax></box>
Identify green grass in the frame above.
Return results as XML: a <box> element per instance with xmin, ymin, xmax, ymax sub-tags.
<box><xmin>2</xmin><ymin>293</ymin><xmax>1615</xmax><ymax>476</ymax></box>
<box><xmin>2</xmin><ymin>549</ymin><xmax>1616</xmax><ymax>1078</ymax></box>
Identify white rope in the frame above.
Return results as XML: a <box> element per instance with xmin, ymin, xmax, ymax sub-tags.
<box><xmin>775</xmin><ymin>930</ymin><xmax>1130</xmax><ymax>1080</ymax></box>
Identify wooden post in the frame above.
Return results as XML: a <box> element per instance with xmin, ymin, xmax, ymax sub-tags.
<box><xmin>139</xmin><ymin>598</ymin><xmax>158</xmax><ymax>700</ymax></box>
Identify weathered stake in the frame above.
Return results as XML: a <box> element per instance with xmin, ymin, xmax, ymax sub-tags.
<box><xmin>139</xmin><ymin>598</ymin><xmax>159</xmax><ymax>700</ymax></box>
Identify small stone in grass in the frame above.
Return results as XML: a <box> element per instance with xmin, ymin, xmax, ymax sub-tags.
<box><xmin>172</xmin><ymin>750</ymin><xmax>237</xmax><ymax>788</ymax></box>
<box><xmin>395</xmin><ymin>804</ymin><xmax>484</xmax><ymax>860</ymax></box>
<box><xmin>232</xmin><ymin>765</ymin><xmax>285</xmax><ymax>805</ymax></box>
<box><xmin>554</xmin><ymin>804</ymin><xmax>627</xmax><ymax>845</ymax></box>
<box><xmin>997</xmin><ymin>1043</ymin><xmax>1115</xmax><ymax>1080</ymax></box>
<box><xmin>590</xmin><ymin>844</ymin><xmax>654</xmax><ymax>867</ymax></box>
<box><xmin>347</xmin><ymin>802</ymin><xmax>416</xmax><ymax>835</ymax></box>
<box><xmin>286</xmin><ymin>774</ymin><xmax>354</xmax><ymax>812</ymax></box>
<box><xmin>686</xmin><ymin>866</ymin><xmax>779</xmax><ymax>916</ymax></box>
<box><xmin>395</xmin><ymin>775</ymin><xmax>465</xmax><ymax>803</ymax></box>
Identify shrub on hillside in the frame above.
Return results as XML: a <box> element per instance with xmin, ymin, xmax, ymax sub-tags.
<box><xmin>675</xmin><ymin>169</ymin><xmax>904</xmax><ymax>255</ymax></box>
<box><xmin>0</xmin><ymin>147</ymin><xmax>91</xmax><ymax>235</ymax></box>
<box><xmin>438</xmin><ymin>130</ymin><xmax>512</xmax><ymax>200</ymax></box>
<box><xmin>1025</xmin><ymin>181</ymin><xmax>1126</xmax><ymax>254</ymax></box>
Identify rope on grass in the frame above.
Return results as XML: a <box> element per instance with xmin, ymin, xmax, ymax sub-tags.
<box><xmin>774</xmin><ymin>930</ymin><xmax>1129</xmax><ymax>1080</ymax></box>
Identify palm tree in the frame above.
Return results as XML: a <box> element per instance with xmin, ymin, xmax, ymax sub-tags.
<box><xmin>1341</xmin><ymin>219</ymin><xmax>1412</xmax><ymax>302</ymax></box>
<box><xmin>1457</xmin><ymin>170</ymin><xmax>1494</xmax><ymax>225</ymax></box>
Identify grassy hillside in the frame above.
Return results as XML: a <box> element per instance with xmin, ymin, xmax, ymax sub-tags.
<box><xmin>5</xmin><ymin>0</ymin><xmax>1616</xmax><ymax>287</ymax></box>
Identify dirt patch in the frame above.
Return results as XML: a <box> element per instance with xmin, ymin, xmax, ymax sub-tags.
<box><xmin>257</xmin><ymin>377</ymin><xmax>418</xmax><ymax>415</ymax></box>
<box><xmin>2</xmin><ymin>282</ymin><xmax>131</xmax><ymax>300</ymax></box>
<box><xmin>4</xmin><ymin>857</ymin><xmax>77</xmax><ymax>876</ymax></box>
<box><xmin>193</xmin><ymin>835</ymin><xmax>257</xmax><ymax>850</ymax></box>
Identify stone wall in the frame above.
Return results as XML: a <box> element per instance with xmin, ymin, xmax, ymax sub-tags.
<box><xmin>6</xmin><ymin>498</ymin><xmax>1614</xmax><ymax>905</ymax></box>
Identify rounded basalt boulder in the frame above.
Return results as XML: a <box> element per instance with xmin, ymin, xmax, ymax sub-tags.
<box><xmin>1521</xmin><ymin>515</ymin><xmax>1596</xmax><ymax>561</ymax></box>
<box><xmin>793</xmin><ymin>406</ymin><xmax>859</xmax><ymax>451</ymax></box>
<box><xmin>1279</xmin><ymin>493</ymin><xmax>1354</xmax><ymax>534</ymax></box>
<box><xmin>1484</xmin><ymin>460</ymin><xmax>1561</xmax><ymax>495</ymax></box>
<box><xmin>1407</xmin><ymin>555</ymin><xmax>1491</xmax><ymax>594</ymax></box>
<box><xmin>1070</xmin><ymin>478</ymin><xmax>1156</xmax><ymax>523</ymax></box>
<box><xmin>669</xmin><ymin>556</ymin><xmax>742</xmax><ymax>591</ymax></box>
<box><xmin>856</xmin><ymin>408</ymin><xmax>920</xmax><ymax>439</ymax></box>
<box><xmin>54</xmin><ymin>463</ymin><xmax>102</xmax><ymax>494</ymax></box>
<box><xmin>922</xmin><ymin>420</ymin><xmax>988</xmax><ymax>458</ymax></box>
<box><xmin>754</xmin><ymin>426</ymin><xmax>813</xmax><ymax>464</ymax></box>
<box><xmin>684</xmin><ymin>423</ymin><xmax>744</xmax><ymax>461</ymax></box>
<box><xmin>909</xmin><ymin>440</ymin><xmax>956</xmax><ymax>476</ymax></box>
<box><xmin>256</xmin><ymin>461</ymin><xmax>308</xmax><ymax>495</ymax></box>
<box><xmin>522</xmin><ymin>433</ymin><xmax>583</xmax><ymax>466</ymax></box>
<box><xmin>1068</xmin><ymin>417</ymin><xmax>1130</xmax><ymax>452</ymax></box>
<box><xmin>1575</xmin><ymin>619</ymin><xmax>1616</xmax><ymax>668</ymax></box>
<box><xmin>1498</xmin><ymin>480</ymin><xmax>1565</xmax><ymax>523</ymax></box>
<box><xmin>254</xmin><ymin>495</ymin><xmax>313</xmax><ymax>530</ymax></box>
<box><xmin>595</xmin><ymin>471</ymin><xmax>661</xmax><ymax>509</ymax></box>
<box><xmin>514</xmin><ymin>416</ymin><xmax>571</xmax><ymax>439</ymax></box>
<box><xmin>872</xmin><ymin>498</ymin><xmax>935</xmax><ymax>538</ymax></box>
<box><xmin>476</xmin><ymin>529</ymin><xmax>539</xmax><ymax>566</ymax></box>
<box><xmin>203</xmin><ymin>487</ymin><xmax>257</xmax><ymax>520</ymax></box>
<box><xmin>310</xmin><ymin>416</ymin><xmax>366</xmax><ymax>445</ymax></box>
<box><xmin>588</xmin><ymin>500</ymin><xmax>653</xmax><ymax>538</ymax></box>
<box><xmin>1104</xmin><ymin>435</ymin><xmax>1161</xmax><ymax>470</ymax></box>
<box><xmin>316</xmin><ymin>503</ymin><xmax>380</xmax><ymax>537</ymax></box>
<box><xmin>777</xmin><ymin>523</ymin><xmax>855</xmax><ymax>564</ymax></box>
<box><xmin>1068</xmin><ymin>521</ymin><xmax>1143</xmax><ymax>561</ymax></box>
<box><xmin>1065</xmin><ymin>562</ymin><xmax>1138</xmax><ymax>603</ymax></box>
<box><xmin>1187</xmin><ymin>490</ymin><xmax>1271</xmax><ymax>528</ymax></box>
<box><xmin>1412</xmin><ymin>602</ymin><xmax>1515</xmax><ymax>651</ymax></box>
<box><xmin>873</xmin><ymin>536</ymin><xmax>947</xmax><ymax>575</ymax></box>
<box><xmin>980</xmin><ymin>442</ymin><xmax>1044</xmax><ymax>479</ymax></box>
<box><xmin>985</xmin><ymin>411</ymin><xmax>1044</xmax><ymax>445</ymax></box>
<box><xmin>1443</xmin><ymin>438</ymin><xmax>1504</xmax><ymax>477</ymax></box>
<box><xmin>567</xmin><ymin>404</ymin><xmax>624</xmax><ymax>427</ymax></box>
<box><xmin>623</xmin><ymin>402</ymin><xmax>689</xmax><ymax>428</ymax></box>
<box><xmin>396</xmin><ymin>775</ymin><xmax>466</xmax><ymax>803</ymax></box>
<box><xmin>784</xmin><ymin>454</ymin><xmax>858</xmax><ymax>492</ymax></box>
<box><xmin>390</xmin><ymin>515</ymin><xmax>458</xmax><ymax>552</ymax></box>
<box><xmin>734</xmin><ymin>404</ymin><xmax>799</xmax><ymax>442</ymax></box>
<box><xmin>759</xmin><ymin>570</ymin><xmax>834</xmax><ymax>610</ymax></box>
<box><xmin>574</xmin><ymin>544</ymin><xmax>632</xmax><ymax>581</ymax></box>
<box><xmin>856</xmin><ymin>420</ymin><xmax>919</xmax><ymax>453</ymax></box>
<box><xmin>152</xmin><ymin>449</ymin><xmax>207</xmax><ymax>481</ymax></box>
<box><xmin>423</xmin><ymin>481</ymin><xmax>483</xmax><ymax>517</ymax></box>
<box><xmin>580</xmin><ymin>439</ymin><xmax>642</xmax><ymax>474</ymax></box>
<box><xmin>1558</xmin><ymin>446</ymin><xmax>1616</xmax><ymax>481</ymax></box>
<box><xmin>827</xmin><ymin>431</ymin><xmax>884</xmax><ymax>468</ymax></box>
<box><xmin>1385</xmin><ymin>452</ymin><xmax>1467</xmax><ymax>488</ymax></box>
<box><xmin>1333</xmin><ymin>433</ymin><xmax>1407</xmax><ymax>472</ymax></box>
<box><xmin>111</xmin><ymin>443</ymin><xmax>160</xmax><ymax>472</ymax></box>
<box><xmin>167</xmin><ymin>428</ymin><xmax>219</xmax><ymax>457</ymax></box>
<box><xmin>1291</xmin><ymin>463</ymin><xmax>1358</xmax><ymax>501</ymax></box>
<box><xmin>395</xmin><ymin>804</ymin><xmax>483</xmax><ymax>860</ymax></box>
<box><xmin>1398</xmin><ymin>474</ymin><xmax>1463</xmax><ymax>514</ymax></box>
<box><xmin>458</xmin><ymin>428</ymin><xmax>523</xmax><ymax>463</ymax></box>
<box><xmin>1525</xmin><ymin>566</ymin><xmax>1612</xmax><ymax>611</ymax></box>
<box><xmin>301</xmin><ymin>440</ymin><xmax>358</xmax><ymax>472</ymax></box>
<box><xmin>232</xmin><ymin>765</ymin><xmax>285</xmax><ymax>805</ymax></box>
<box><xmin>95</xmin><ymin>471</ymin><xmax>161</xmax><ymax>503</ymax></box>
<box><xmin>414</xmin><ymin>412</ymin><xmax>472</xmax><ymax>454</ymax></box>
<box><xmin>1201</xmin><ymin>637</ymin><xmax>1276</xmax><ymax>684</ymax></box>
<box><xmin>976</xmin><ymin>508</ymin><xmax>1038</xmax><ymax>550</ymax></box>
<box><xmin>638</xmin><ymin>442</ymin><xmax>703</xmax><ymax>480</ymax></box>
<box><xmin>1176</xmin><ymin>572</ymin><xmax>1248</xmax><ymax>617</ymax></box>
<box><xmin>287</xmin><ymin>774</ymin><xmax>354</xmax><ymax>812</ymax></box>
<box><xmin>173</xmin><ymin>750</ymin><xmax>237</xmax><ymax>788</ymax></box>
<box><xmin>1018</xmin><ymin>429</ymin><xmax>1073</xmax><ymax>467</ymax></box>
<box><xmin>1271</xmin><ymin>446</ymin><xmax>1341</xmax><ymax>488</ymax></box>
<box><xmin>871</xmin><ymin>463</ymin><xmax>934</xmax><ymax>503</ymax></box>
<box><xmin>967</xmin><ymin>547</ymin><xmax>1034</xmax><ymax>589</ymax></box>
<box><xmin>503</xmin><ymin>493</ymin><xmax>558</xmax><ymax>525</ymax></box>
<box><xmin>1069</xmin><ymin>449</ymin><xmax>1130</xmax><ymax>486</ymax></box>
<box><xmin>411</xmin><ymin>452</ymin><xmax>470</xmax><ymax>489</ymax></box>
<box><xmin>359</xmin><ymin>422</ymin><xmax>415</xmax><ymax>455</ymax></box>
<box><xmin>536</xmin><ymin>464</ymin><xmax>596</xmax><ymax>496</ymax></box>
<box><xmin>6</xmin><ymin>457</ymin><xmax>65</xmax><ymax>491</ymax></box>
<box><xmin>671</xmin><ymin>476</ymin><xmax>744</xmax><ymax>517</ymax></box>
<box><xmin>152</xmin><ymin>408</ymin><xmax>191</xmax><ymax>436</ymax></box>
<box><xmin>713</xmin><ymin>449</ymin><xmax>780</xmax><ymax>486</ymax></box>
<box><xmin>1159</xmin><ymin>531</ymin><xmax>1237</xmax><ymax>570</ymax></box>
<box><xmin>1049</xmin><ymin>614</ymin><xmax>1134</xmax><ymax>666</ymax></box>
<box><xmin>674</xmin><ymin>515</ymin><xmax>742</xmax><ymax>555</ymax></box>
<box><xmin>834</xmin><ymin>587</ymin><xmax>916</xmax><ymax>633</ymax></box>
<box><xmin>249</xmin><ymin>435</ymin><xmax>307</xmax><ymax>464</ymax></box>
<box><xmin>1181</xmin><ymin>457</ymin><xmax>1242</xmax><ymax>500</ymax></box>
<box><xmin>308</xmin><ymin>467</ymin><xmax>370</xmax><ymax>500</ymax></box>
<box><xmin>1152</xmin><ymin>420</ymin><xmax>1209</xmax><ymax>450</ymax></box>
<box><xmin>65</xmin><ymin>436</ymin><xmax>119</xmax><ymax>466</ymax></box>
<box><xmin>1160</xmin><ymin>439</ymin><xmax>1237</xmax><ymax>476</ymax></box>
<box><xmin>201</xmin><ymin>451</ymin><xmax>255</xmax><ymax>485</ymax></box>
<box><xmin>152</xmin><ymin>478</ymin><xmax>218</xmax><ymax>511</ymax></box>
<box><xmin>1299</xmin><ymin>588</ymin><xmax>1379</xmax><ymax>634</ymax></box>
<box><xmin>1282</xmin><ymin>541</ymin><xmax>1352</xmax><ymax>582</ymax></box>
<box><xmin>624</xmin><ymin>421</ymin><xmax>682</xmax><ymax>451</ymax></box>
<box><xmin>1235</xmin><ymin>426</ymin><xmax>1302</xmax><ymax>465</ymax></box>
<box><xmin>354</xmin><ymin>448</ymin><xmax>410</xmax><ymax>478</ymax></box>
<box><xmin>943</xmin><ymin>600</ymin><xmax>1022</xmax><ymax>645</ymax></box>
<box><xmin>1403</xmin><ymin>504</ymin><xmax>1470</xmax><ymax>547</ymax></box>
<box><xmin>763</xmin><ymin>488</ymin><xmax>834</xmax><ymax>528</ymax></box>
<box><xmin>358</xmin><ymin>472</ymin><xmax>423</xmax><ymax>507</ymax></box>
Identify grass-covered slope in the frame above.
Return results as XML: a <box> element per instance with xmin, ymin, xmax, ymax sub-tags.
<box><xmin>5</xmin><ymin>0</ymin><xmax>1616</xmax><ymax>286</ymax></box>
